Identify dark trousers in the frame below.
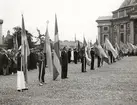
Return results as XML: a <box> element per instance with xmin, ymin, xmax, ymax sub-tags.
<box><xmin>81</xmin><ymin>57</ymin><xmax>86</xmax><ymax>72</ymax></box>
<box><xmin>61</xmin><ymin>65</ymin><xmax>68</xmax><ymax>79</ymax></box>
<box><xmin>97</xmin><ymin>56</ymin><xmax>101</xmax><ymax>67</ymax></box>
<box><xmin>74</xmin><ymin>56</ymin><xmax>77</xmax><ymax>64</ymax></box>
<box><xmin>68</xmin><ymin>56</ymin><xmax>71</xmax><ymax>63</ymax></box>
<box><xmin>90</xmin><ymin>56</ymin><xmax>94</xmax><ymax>69</ymax></box>
<box><xmin>110</xmin><ymin>55</ymin><xmax>113</xmax><ymax>63</ymax></box>
<box><xmin>38</xmin><ymin>62</ymin><xmax>45</xmax><ymax>82</ymax></box>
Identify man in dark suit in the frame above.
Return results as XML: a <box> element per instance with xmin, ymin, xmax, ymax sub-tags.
<box><xmin>81</xmin><ymin>47</ymin><xmax>86</xmax><ymax>72</ymax></box>
<box><xmin>38</xmin><ymin>49</ymin><xmax>45</xmax><ymax>86</ymax></box>
<box><xmin>74</xmin><ymin>48</ymin><xmax>78</xmax><ymax>64</ymax></box>
<box><xmin>108</xmin><ymin>50</ymin><xmax>113</xmax><ymax>64</ymax></box>
<box><xmin>61</xmin><ymin>46</ymin><xmax>68</xmax><ymax>79</ymax></box>
<box><xmin>97</xmin><ymin>55</ymin><xmax>101</xmax><ymax>68</ymax></box>
<box><xmin>0</xmin><ymin>50</ymin><xmax>3</xmax><ymax>75</ymax></box>
<box><xmin>90</xmin><ymin>47</ymin><xmax>95</xmax><ymax>70</ymax></box>
<box><xmin>68</xmin><ymin>48</ymin><xmax>71</xmax><ymax>63</ymax></box>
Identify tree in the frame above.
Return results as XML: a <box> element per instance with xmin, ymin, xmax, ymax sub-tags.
<box><xmin>12</xmin><ymin>26</ymin><xmax>34</xmax><ymax>49</ymax></box>
<box><xmin>4</xmin><ymin>30</ymin><xmax>14</xmax><ymax>49</ymax></box>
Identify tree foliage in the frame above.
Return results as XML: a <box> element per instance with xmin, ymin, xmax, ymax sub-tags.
<box><xmin>12</xmin><ymin>26</ymin><xmax>34</xmax><ymax>48</ymax></box>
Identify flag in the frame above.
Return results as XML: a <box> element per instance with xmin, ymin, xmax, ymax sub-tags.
<box><xmin>120</xmin><ymin>41</ymin><xmax>128</xmax><ymax>54</ymax></box>
<box><xmin>44</xmin><ymin>24</ymin><xmax>53</xmax><ymax>73</ymax></box>
<box><xmin>105</xmin><ymin>38</ymin><xmax>118</xmax><ymax>58</ymax></box>
<box><xmin>74</xmin><ymin>34</ymin><xmax>77</xmax><ymax>47</ymax></box>
<box><xmin>90</xmin><ymin>40</ymin><xmax>93</xmax><ymax>47</ymax></box>
<box><xmin>75</xmin><ymin>34</ymin><xmax>76</xmax><ymax>43</ymax></box>
<box><xmin>15</xmin><ymin>34</ymin><xmax>18</xmax><ymax>53</ymax></box>
<box><xmin>95</xmin><ymin>38</ymin><xmax>99</xmax><ymax>46</ymax></box>
<box><xmin>115</xmin><ymin>42</ymin><xmax>120</xmax><ymax>56</ymax></box>
<box><xmin>21</xmin><ymin>15</ymin><xmax>30</xmax><ymax>83</ymax></box>
<box><xmin>77</xmin><ymin>40</ymin><xmax>81</xmax><ymax>52</ymax></box>
<box><xmin>97</xmin><ymin>45</ymin><xmax>109</xmax><ymax>63</ymax></box>
<box><xmin>85</xmin><ymin>47</ymin><xmax>91</xmax><ymax>66</ymax></box>
<box><xmin>83</xmin><ymin>36</ymin><xmax>87</xmax><ymax>47</ymax></box>
<box><xmin>53</xmin><ymin>14</ymin><xmax>60</xmax><ymax>80</ymax></box>
<box><xmin>94</xmin><ymin>39</ymin><xmax>109</xmax><ymax>63</ymax></box>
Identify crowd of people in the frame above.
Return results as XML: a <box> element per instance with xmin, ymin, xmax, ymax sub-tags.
<box><xmin>0</xmin><ymin>41</ymin><xmax>137</xmax><ymax>89</ymax></box>
<box><xmin>0</xmin><ymin>48</ymin><xmax>38</xmax><ymax>76</ymax></box>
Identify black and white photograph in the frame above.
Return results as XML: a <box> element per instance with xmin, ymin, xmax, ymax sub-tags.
<box><xmin>0</xmin><ymin>0</ymin><xmax>137</xmax><ymax>104</ymax></box>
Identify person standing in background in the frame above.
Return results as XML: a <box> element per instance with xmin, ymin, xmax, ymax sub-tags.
<box><xmin>68</xmin><ymin>48</ymin><xmax>71</xmax><ymax>63</ymax></box>
<box><xmin>90</xmin><ymin>47</ymin><xmax>95</xmax><ymax>70</ymax></box>
<box><xmin>74</xmin><ymin>48</ymin><xmax>78</xmax><ymax>64</ymax></box>
<box><xmin>71</xmin><ymin>48</ymin><xmax>74</xmax><ymax>63</ymax></box>
<box><xmin>81</xmin><ymin>47</ymin><xmax>86</xmax><ymax>72</ymax></box>
<box><xmin>37</xmin><ymin>49</ymin><xmax>45</xmax><ymax>86</ymax></box>
<box><xmin>61</xmin><ymin>47</ymin><xmax>68</xmax><ymax>79</ymax></box>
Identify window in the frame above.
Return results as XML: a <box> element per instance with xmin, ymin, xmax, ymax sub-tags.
<box><xmin>113</xmin><ymin>12</ymin><xmax>118</xmax><ymax>18</ymax></box>
<box><xmin>103</xmin><ymin>26</ymin><xmax>108</xmax><ymax>31</ymax></box>
<box><xmin>120</xmin><ymin>24</ymin><xmax>124</xmax><ymax>29</ymax></box>
<box><xmin>119</xmin><ymin>10</ymin><xmax>124</xmax><ymax>18</ymax></box>
<box><xmin>127</xmin><ymin>23</ymin><xmax>130</xmax><ymax>29</ymax></box>
<box><xmin>104</xmin><ymin>35</ymin><xmax>108</xmax><ymax>42</ymax></box>
<box><xmin>114</xmin><ymin>25</ymin><xmax>117</xmax><ymax>31</ymax></box>
<box><xmin>120</xmin><ymin>33</ymin><xmax>124</xmax><ymax>43</ymax></box>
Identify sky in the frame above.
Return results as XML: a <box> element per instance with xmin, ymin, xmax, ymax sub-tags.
<box><xmin>0</xmin><ymin>0</ymin><xmax>124</xmax><ymax>43</ymax></box>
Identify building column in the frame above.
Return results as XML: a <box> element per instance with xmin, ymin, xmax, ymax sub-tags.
<box><xmin>124</xmin><ymin>23</ymin><xmax>126</xmax><ymax>43</ymax></box>
<box><xmin>0</xmin><ymin>24</ymin><xmax>2</xmax><ymax>45</ymax></box>
<box><xmin>117</xmin><ymin>25</ymin><xmax>120</xmax><ymax>45</ymax></box>
<box><xmin>98</xmin><ymin>26</ymin><xmax>101</xmax><ymax>44</ymax></box>
<box><xmin>130</xmin><ymin>20</ymin><xmax>134</xmax><ymax>44</ymax></box>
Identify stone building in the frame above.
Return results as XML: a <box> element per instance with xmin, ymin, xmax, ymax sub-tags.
<box><xmin>96</xmin><ymin>0</ymin><xmax>137</xmax><ymax>46</ymax></box>
<box><xmin>0</xmin><ymin>19</ymin><xmax>3</xmax><ymax>45</ymax></box>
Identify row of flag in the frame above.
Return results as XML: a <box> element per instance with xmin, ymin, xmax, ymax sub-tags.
<box><xmin>17</xmin><ymin>14</ymin><xmax>61</xmax><ymax>90</ymax></box>
<box><xmin>17</xmin><ymin>13</ymin><xmax>137</xmax><ymax>90</ymax></box>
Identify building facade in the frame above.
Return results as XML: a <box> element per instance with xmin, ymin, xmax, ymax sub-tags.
<box><xmin>0</xmin><ymin>19</ymin><xmax>3</xmax><ymax>45</ymax></box>
<box><xmin>96</xmin><ymin>0</ymin><xmax>137</xmax><ymax>46</ymax></box>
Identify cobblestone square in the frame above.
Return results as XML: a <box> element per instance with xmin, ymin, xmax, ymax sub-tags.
<box><xmin>0</xmin><ymin>57</ymin><xmax>137</xmax><ymax>105</ymax></box>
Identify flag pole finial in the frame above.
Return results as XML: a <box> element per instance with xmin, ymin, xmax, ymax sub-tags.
<box><xmin>21</xmin><ymin>13</ymin><xmax>24</xmax><ymax>18</ymax></box>
<box><xmin>46</xmin><ymin>20</ymin><xmax>49</xmax><ymax>28</ymax></box>
<box><xmin>46</xmin><ymin>20</ymin><xmax>49</xmax><ymax>24</ymax></box>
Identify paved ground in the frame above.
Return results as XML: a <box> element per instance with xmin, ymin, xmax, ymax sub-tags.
<box><xmin>0</xmin><ymin>57</ymin><xmax>137</xmax><ymax>105</ymax></box>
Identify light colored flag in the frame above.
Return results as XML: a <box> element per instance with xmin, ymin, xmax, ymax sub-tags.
<box><xmin>115</xmin><ymin>42</ymin><xmax>120</xmax><ymax>56</ymax></box>
<box><xmin>120</xmin><ymin>41</ymin><xmax>128</xmax><ymax>54</ymax></box>
<box><xmin>94</xmin><ymin>39</ymin><xmax>109</xmax><ymax>63</ymax></box>
<box><xmin>95</xmin><ymin>38</ymin><xmax>99</xmax><ymax>46</ymax></box>
<box><xmin>17</xmin><ymin>15</ymin><xmax>30</xmax><ymax>90</ymax></box>
<box><xmin>83</xmin><ymin>36</ymin><xmax>87</xmax><ymax>47</ymax></box>
<box><xmin>21</xmin><ymin>15</ymin><xmax>30</xmax><ymax>83</ymax></box>
<box><xmin>74</xmin><ymin>34</ymin><xmax>77</xmax><ymax>47</ymax></box>
<box><xmin>77</xmin><ymin>40</ymin><xmax>81</xmax><ymax>52</ymax></box>
<box><xmin>44</xmin><ymin>23</ymin><xmax>53</xmax><ymax>73</ymax></box>
<box><xmin>90</xmin><ymin>40</ymin><xmax>93</xmax><ymax>47</ymax></box>
<box><xmin>85</xmin><ymin>46</ymin><xmax>91</xmax><ymax>66</ymax></box>
<box><xmin>53</xmin><ymin>14</ymin><xmax>60</xmax><ymax>80</ymax></box>
<box><xmin>105</xmin><ymin>38</ymin><xmax>118</xmax><ymax>58</ymax></box>
<box><xmin>97</xmin><ymin>45</ymin><xmax>109</xmax><ymax>63</ymax></box>
<box><xmin>75</xmin><ymin>34</ymin><xmax>76</xmax><ymax>43</ymax></box>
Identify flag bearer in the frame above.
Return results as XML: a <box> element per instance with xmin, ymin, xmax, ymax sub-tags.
<box><xmin>61</xmin><ymin>46</ymin><xmax>68</xmax><ymax>79</ymax></box>
<box><xmin>38</xmin><ymin>49</ymin><xmax>45</xmax><ymax>86</ymax></box>
<box><xmin>81</xmin><ymin>47</ymin><xmax>86</xmax><ymax>72</ymax></box>
<box><xmin>90</xmin><ymin>46</ymin><xmax>95</xmax><ymax>70</ymax></box>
